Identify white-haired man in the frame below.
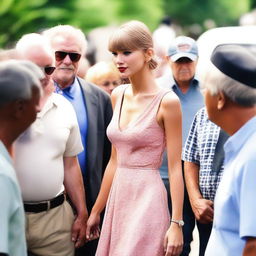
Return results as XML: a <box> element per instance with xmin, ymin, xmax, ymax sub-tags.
<box><xmin>0</xmin><ymin>60</ymin><xmax>42</xmax><ymax>256</ymax></box>
<box><xmin>44</xmin><ymin>25</ymin><xmax>112</xmax><ymax>256</ymax></box>
<box><xmin>15</xmin><ymin>33</ymin><xmax>88</xmax><ymax>256</ymax></box>
<box><xmin>203</xmin><ymin>44</ymin><xmax>256</xmax><ymax>255</ymax></box>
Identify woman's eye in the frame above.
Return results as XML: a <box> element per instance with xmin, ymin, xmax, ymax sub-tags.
<box><xmin>123</xmin><ymin>51</ymin><xmax>131</xmax><ymax>55</ymax></box>
<box><xmin>112</xmin><ymin>52</ymin><xmax>117</xmax><ymax>56</ymax></box>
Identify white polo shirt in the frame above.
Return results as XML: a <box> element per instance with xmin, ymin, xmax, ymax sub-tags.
<box><xmin>14</xmin><ymin>93</ymin><xmax>83</xmax><ymax>201</ymax></box>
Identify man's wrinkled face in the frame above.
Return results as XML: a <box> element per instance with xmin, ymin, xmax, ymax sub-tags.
<box><xmin>51</xmin><ymin>36</ymin><xmax>82</xmax><ymax>88</ymax></box>
<box><xmin>169</xmin><ymin>57</ymin><xmax>197</xmax><ymax>84</ymax></box>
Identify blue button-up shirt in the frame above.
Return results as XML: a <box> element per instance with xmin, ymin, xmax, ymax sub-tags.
<box><xmin>55</xmin><ymin>78</ymin><xmax>88</xmax><ymax>175</ymax></box>
<box><xmin>206</xmin><ymin>116</ymin><xmax>256</xmax><ymax>255</ymax></box>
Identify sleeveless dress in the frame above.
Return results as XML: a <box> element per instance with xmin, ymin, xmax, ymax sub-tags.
<box><xmin>96</xmin><ymin>85</ymin><xmax>171</xmax><ymax>256</ymax></box>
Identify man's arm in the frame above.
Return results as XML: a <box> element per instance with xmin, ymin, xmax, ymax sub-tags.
<box><xmin>63</xmin><ymin>156</ymin><xmax>88</xmax><ymax>248</ymax></box>
<box><xmin>243</xmin><ymin>238</ymin><xmax>256</xmax><ymax>256</ymax></box>
<box><xmin>184</xmin><ymin>161</ymin><xmax>213</xmax><ymax>223</ymax></box>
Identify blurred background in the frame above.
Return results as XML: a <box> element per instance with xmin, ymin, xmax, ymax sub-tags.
<box><xmin>1</xmin><ymin>0</ymin><xmax>256</xmax><ymax>48</ymax></box>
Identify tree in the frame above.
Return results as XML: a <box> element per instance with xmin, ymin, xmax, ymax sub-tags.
<box><xmin>163</xmin><ymin>0</ymin><xmax>250</xmax><ymax>36</ymax></box>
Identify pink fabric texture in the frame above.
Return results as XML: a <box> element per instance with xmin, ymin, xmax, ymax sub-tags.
<box><xmin>96</xmin><ymin>85</ymin><xmax>171</xmax><ymax>256</ymax></box>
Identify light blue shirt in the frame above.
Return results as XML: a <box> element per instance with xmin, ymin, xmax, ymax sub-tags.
<box><xmin>55</xmin><ymin>78</ymin><xmax>88</xmax><ymax>175</ymax></box>
<box><xmin>0</xmin><ymin>141</ymin><xmax>27</xmax><ymax>256</ymax></box>
<box><xmin>206</xmin><ymin>116</ymin><xmax>256</xmax><ymax>256</ymax></box>
<box><xmin>157</xmin><ymin>74</ymin><xmax>204</xmax><ymax>178</ymax></box>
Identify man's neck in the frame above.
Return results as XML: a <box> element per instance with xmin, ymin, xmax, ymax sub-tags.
<box><xmin>176</xmin><ymin>80</ymin><xmax>192</xmax><ymax>93</ymax></box>
<box><xmin>0</xmin><ymin>130</ymin><xmax>14</xmax><ymax>155</ymax></box>
<box><xmin>54</xmin><ymin>77</ymin><xmax>76</xmax><ymax>89</ymax></box>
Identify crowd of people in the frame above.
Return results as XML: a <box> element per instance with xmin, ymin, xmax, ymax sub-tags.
<box><xmin>0</xmin><ymin>19</ymin><xmax>256</xmax><ymax>256</ymax></box>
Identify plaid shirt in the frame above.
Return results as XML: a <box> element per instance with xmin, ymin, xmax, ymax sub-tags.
<box><xmin>182</xmin><ymin>107</ymin><xmax>224</xmax><ymax>201</ymax></box>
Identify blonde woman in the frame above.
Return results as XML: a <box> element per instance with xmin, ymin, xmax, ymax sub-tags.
<box><xmin>86</xmin><ymin>61</ymin><xmax>121</xmax><ymax>95</ymax></box>
<box><xmin>86</xmin><ymin>20</ymin><xmax>184</xmax><ymax>256</ymax></box>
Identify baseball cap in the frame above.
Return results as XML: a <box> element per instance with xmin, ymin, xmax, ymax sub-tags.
<box><xmin>167</xmin><ymin>36</ymin><xmax>198</xmax><ymax>62</ymax></box>
<box><xmin>211</xmin><ymin>44</ymin><xmax>256</xmax><ymax>88</ymax></box>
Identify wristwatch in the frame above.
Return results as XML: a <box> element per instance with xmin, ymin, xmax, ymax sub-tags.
<box><xmin>170</xmin><ymin>219</ymin><xmax>184</xmax><ymax>227</ymax></box>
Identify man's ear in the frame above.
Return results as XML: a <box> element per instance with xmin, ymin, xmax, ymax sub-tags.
<box><xmin>217</xmin><ymin>91</ymin><xmax>226</xmax><ymax>110</ymax></box>
<box><xmin>12</xmin><ymin>100</ymin><xmax>25</xmax><ymax>119</ymax></box>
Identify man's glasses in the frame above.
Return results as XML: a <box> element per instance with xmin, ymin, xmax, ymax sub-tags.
<box><xmin>40</xmin><ymin>66</ymin><xmax>56</xmax><ymax>75</ymax></box>
<box><xmin>55</xmin><ymin>51</ymin><xmax>81</xmax><ymax>62</ymax></box>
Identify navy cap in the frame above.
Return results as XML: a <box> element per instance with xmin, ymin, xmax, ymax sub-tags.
<box><xmin>167</xmin><ymin>36</ymin><xmax>198</xmax><ymax>62</ymax></box>
<box><xmin>211</xmin><ymin>44</ymin><xmax>256</xmax><ymax>88</ymax></box>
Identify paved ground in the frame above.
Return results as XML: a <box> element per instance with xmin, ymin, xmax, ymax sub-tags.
<box><xmin>189</xmin><ymin>227</ymin><xmax>199</xmax><ymax>256</ymax></box>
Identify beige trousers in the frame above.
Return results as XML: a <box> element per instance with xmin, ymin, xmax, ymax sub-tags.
<box><xmin>26</xmin><ymin>200</ymin><xmax>75</xmax><ymax>256</ymax></box>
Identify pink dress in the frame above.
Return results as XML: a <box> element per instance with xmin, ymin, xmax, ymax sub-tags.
<box><xmin>96</xmin><ymin>85</ymin><xmax>171</xmax><ymax>256</ymax></box>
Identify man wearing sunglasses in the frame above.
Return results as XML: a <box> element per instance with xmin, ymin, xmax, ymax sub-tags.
<box><xmin>44</xmin><ymin>25</ymin><xmax>112</xmax><ymax>256</ymax></box>
<box><xmin>15</xmin><ymin>33</ymin><xmax>88</xmax><ymax>256</ymax></box>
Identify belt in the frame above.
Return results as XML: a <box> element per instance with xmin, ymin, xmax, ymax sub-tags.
<box><xmin>24</xmin><ymin>193</ymin><xmax>65</xmax><ymax>213</ymax></box>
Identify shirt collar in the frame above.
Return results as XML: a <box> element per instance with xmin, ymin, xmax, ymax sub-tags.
<box><xmin>0</xmin><ymin>140</ymin><xmax>12</xmax><ymax>164</ymax></box>
<box><xmin>224</xmin><ymin>116</ymin><xmax>256</xmax><ymax>157</ymax></box>
<box><xmin>171</xmin><ymin>76</ymin><xmax>199</xmax><ymax>90</ymax></box>
<box><xmin>37</xmin><ymin>93</ymin><xmax>59</xmax><ymax>119</ymax></box>
<box><xmin>54</xmin><ymin>77</ymin><xmax>79</xmax><ymax>99</ymax></box>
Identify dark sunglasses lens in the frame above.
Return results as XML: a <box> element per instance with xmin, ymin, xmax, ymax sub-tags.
<box><xmin>69</xmin><ymin>53</ymin><xmax>81</xmax><ymax>62</ymax></box>
<box><xmin>55</xmin><ymin>51</ymin><xmax>67</xmax><ymax>61</ymax></box>
<box><xmin>44</xmin><ymin>67</ymin><xmax>56</xmax><ymax>75</ymax></box>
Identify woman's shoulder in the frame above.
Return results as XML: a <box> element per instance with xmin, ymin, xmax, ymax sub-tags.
<box><xmin>111</xmin><ymin>84</ymin><xmax>130</xmax><ymax>106</ymax></box>
<box><xmin>159</xmin><ymin>88</ymin><xmax>180</xmax><ymax>108</ymax></box>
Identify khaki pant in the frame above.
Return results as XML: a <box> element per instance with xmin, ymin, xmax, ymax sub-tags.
<box><xmin>26</xmin><ymin>200</ymin><xmax>75</xmax><ymax>256</ymax></box>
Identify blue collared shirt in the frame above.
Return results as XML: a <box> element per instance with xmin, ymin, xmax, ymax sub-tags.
<box><xmin>157</xmin><ymin>74</ymin><xmax>204</xmax><ymax>178</ymax></box>
<box><xmin>206</xmin><ymin>116</ymin><xmax>256</xmax><ymax>255</ymax></box>
<box><xmin>55</xmin><ymin>78</ymin><xmax>88</xmax><ymax>175</ymax></box>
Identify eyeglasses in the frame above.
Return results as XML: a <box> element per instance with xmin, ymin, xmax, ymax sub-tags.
<box><xmin>55</xmin><ymin>51</ymin><xmax>81</xmax><ymax>62</ymax></box>
<box><xmin>39</xmin><ymin>66</ymin><xmax>56</xmax><ymax>75</ymax></box>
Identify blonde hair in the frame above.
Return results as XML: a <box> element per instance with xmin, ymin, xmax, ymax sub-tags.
<box><xmin>86</xmin><ymin>61</ymin><xmax>120</xmax><ymax>84</ymax></box>
<box><xmin>108</xmin><ymin>20</ymin><xmax>157</xmax><ymax>70</ymax></box>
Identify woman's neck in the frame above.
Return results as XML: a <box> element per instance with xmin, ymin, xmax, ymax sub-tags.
<box><xmin>129</xmin><ymin>68</ymin><xmax>158</xmax><ymax>95</ymax></box>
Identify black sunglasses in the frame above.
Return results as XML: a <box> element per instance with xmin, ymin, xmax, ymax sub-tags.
<box><xmin>55</xmin><ymin>51</ymin><xmax>81</xmax><ymax>62</ymax></box>
<box><xmin>40</xmin><ymin>66</ymin><xmax>56</xmax><ymax>75</ymax></box>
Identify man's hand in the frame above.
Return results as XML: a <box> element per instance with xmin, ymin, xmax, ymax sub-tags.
<box><xmin>191</xmin><ymin>198</ymin><xmax>214</xmax><ymax>224</ymax></box>
<box><xmin>71</xmin><ymin>213</ymin><xmax>88</xmax><ymax>248</ymax></box>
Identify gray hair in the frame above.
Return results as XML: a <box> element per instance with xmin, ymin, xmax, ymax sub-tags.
<box><xmin>16</xmin><ymin>33</ymin><xmax>54</xmax><ymax>61</ymax></box>
<box><xmin>0</xmin><ymin>60</ymin><xmax>42</xmax><ymax>107</ymax></box>
<box><xmin>43</xmin><ymin>25</ymin><xmax>87</xmax><ymax>55</ymax></box>
<box><xmin>202</xmin><ymin>62</ymin><xmax>256</xmax><ymax>107</ymax></box>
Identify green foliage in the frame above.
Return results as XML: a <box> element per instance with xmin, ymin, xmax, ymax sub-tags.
<box><xmin>164</xmin><ymin>0</ymin><xmax>250</xmax><ymax>31</ymax></box>
<box><xmin>0</xmin><ymin>0</ymin><xmax>253</xmax><ymax>48</ymax></box>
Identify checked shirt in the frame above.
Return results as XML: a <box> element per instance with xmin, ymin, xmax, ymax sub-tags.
<box><xmin>182</xmin><ymin>107</ymin><xmax>223</xmax><ymax>201</ymax></box>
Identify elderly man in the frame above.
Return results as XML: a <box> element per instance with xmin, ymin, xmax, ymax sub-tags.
<box><xmin>0</xmin><ymin>60</ymin><xmax>42</xmax><ymax>256</ymax></box>
<box><xmin>14</xmin><ymin>33</ymin><xmax>88</xmax><ymax>256</ymax></box>
<box><xmin>203</xmin><ymin>44</ymin><xmax>256</xmax><ymax>255</ymax></box>
<box><xmin>182</xmin><ymin>106</ymin><xmax>229</xmax><ymax>255</ymax></box>
<box><xmin>157</xmin><ymin>36</ymin><xmax>204</xmax><ymax>255</ymax></box>
<box><xmin>43</xmin><ymin>25</ymin><xmax>112</xmax><ymax>256</ymax></box>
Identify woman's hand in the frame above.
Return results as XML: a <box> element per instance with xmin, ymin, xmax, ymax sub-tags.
<box><xmin>164</xmin><ymin>224</ymin><xmax>183</xmax><ymax>256</ymax></box>
<box><xmin>86</xmin><ymin>212</ymin><xmax>101</xmax><ymax>241</ymax></box>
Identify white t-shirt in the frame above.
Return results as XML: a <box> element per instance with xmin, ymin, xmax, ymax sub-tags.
<box><xmin>14</xmin><ymin>93</ymin><xmax>83</xmax><ymax>201</ymax></box>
